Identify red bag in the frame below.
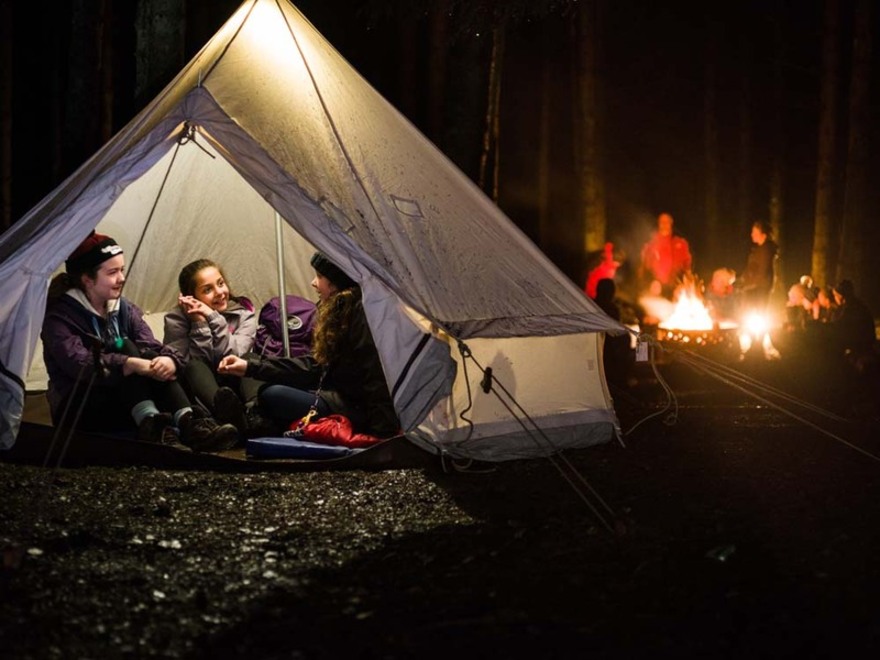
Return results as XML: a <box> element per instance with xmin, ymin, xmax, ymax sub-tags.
<box><xmin>290</xmin><ymin>414</ymin><xmax>384</xmax><ymax>449</ymax></box>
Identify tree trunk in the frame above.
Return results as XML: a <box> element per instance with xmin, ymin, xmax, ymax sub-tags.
<box><xmin>0</xmin><ymin>0</ymin><xmax>12</xmax><ymax>231</ymax></box>
<box><xmin>427</xmin><ymin>1</ymin><xmax>450</xmax><ymax>145</ymax></box>
<box><xmin>575</xmin><ymin>0</ymin><xmax>606</xmax><ymax>256</ymax></box>
<box><xmin>703</xmin><ymin>17</ymin><xmax>721</xmax><ymax>270</ymax></box>
<box><xmin>99</xmin><ymin>0</ymin><xmax>114</xmax><ymax>143</ymax></box>
<box><xmin>769</xmin><ymin>10</ymin><xmax>786</xmax><ymax>288</ymax></box>
<box><xmin>135</xmin><ymin>0</ymin><xmax>185</xmax><ymax>104</ymax></box>
<box><xmin>490</xmin><ymin>47</ymin><xmax>502</xmax><ymax>204</ymax></box>
<box><xmin>537</xmin><ymin>22</ymin><xmax>553</xmax><ymax>251</ymax></box>
<box><xmin>478</xmin><ymin>21</ymin><xmax>505</xmax><ymax>201</ymax></box>
<box><xmin>64</xmin><ymin>0</ymin><xmax>103</xmax><ymax>176</ymax></box>
<box><xmin>835</xmin><ymin>0</ymin><xmax>872</xmax><ymax>285</ymax></box>
<box><xmin>442</xmin><ymin>25</ymin><xmax>486</xmax><ymax>181</ymax></box>
<box><xmin>396</xmin><ymin>10</ymin><xmax>419</xmax><ymax>122</ymax></box>
<box><xmin>811</xmin><ymin>0</ymin><xmax>840</xmax><ymax>288</ymax></box>
<box><xmin>737</xmin><ymin>38</ymin><xmax>752</xmax><ymax>241</ymax></box>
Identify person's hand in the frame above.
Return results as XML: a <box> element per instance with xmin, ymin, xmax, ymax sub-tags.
<box><xmin>148</xmin><ymin>356</ymin><xmax>177</xmax><ymax>381</ymax></box>
<box><xmin>178</xmin><ymin>294</ymin><xmax>211</xmax><ymax>323</ymax></box>
<box><xmin>122</xmin><ymin>356</ymin><xmax>153</xmax><ymax>377</ymax></box>
<box><xmin>217</xmin><ymin>355</ymin><xmax>247</xmax><ymax>377</ymax></box>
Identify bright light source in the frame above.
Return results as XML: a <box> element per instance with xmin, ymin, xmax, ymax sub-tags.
<box><xmin>743</xmin><ymin>312</ymin><xmax>768</xmax><ymax>337</ymax></box>
<box><xmin>625</xmin><ymin>323</ymin><xmax>640</xmax><ymax>349</ymax></box>
<box><xmin>762</xmin><ymin>332</ymin><xmax>781</xmax><ymax>360</ymax></box>
<box><xmin>239</xmin><ymin>1</ymin><xmax>311</xmax><ymax>73</ymax></box>
<box><xmin>737</xmin><ymin>312</ymin><xmax>780</xmax><ymax>359</ymax></box>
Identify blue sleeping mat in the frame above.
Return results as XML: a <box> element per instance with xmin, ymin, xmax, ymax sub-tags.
<box><xmin>246</xmin><ymin>436</ymin><xmax>364</xmax><ymax>460</ymax></box>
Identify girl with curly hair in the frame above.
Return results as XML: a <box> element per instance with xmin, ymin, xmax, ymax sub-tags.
<box><xmin>218</xmin><ymin>252</ymin><xmax>399</xmax><ymax>439</ymax></box>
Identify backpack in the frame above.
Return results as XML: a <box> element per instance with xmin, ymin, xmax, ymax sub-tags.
<box><xmin>254</xmin><ymin>295</ymin><xmax>317</xmax><ymax>358</ymax></box>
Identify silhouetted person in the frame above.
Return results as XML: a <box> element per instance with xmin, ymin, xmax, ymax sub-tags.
<box><xmin>594</xmin><ymin>278</ymin><xmax>633</xmax><ymax>387</ymax></box>
<box><xmin>705</xmin><ymin>267</ymin><xmax>737</xmax><ymax>322</ymax></box>
<box><xmin>584</xmin><ymin>242</ymin><xmax>621</xmax><ymax>299</ymax></box>
<box><xmin>830</xmin><ymin>279</ymin><xmax>876</xmax><ymax>368</ymax></box>
<box><xmin>739</xmin><ymin>220</ymin><xmax>778</xmax><ymax>313</ymax></box>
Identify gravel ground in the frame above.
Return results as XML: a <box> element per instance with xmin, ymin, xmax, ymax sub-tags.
<box><xmin>2</xmin><ymin>359</ymin><xmax>880</xmax><ymax>658</ymax></box>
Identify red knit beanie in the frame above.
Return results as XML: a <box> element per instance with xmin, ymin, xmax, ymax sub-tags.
<box><xmin>65</xmin><ymin>231</ymin><xmax>124</xmax><ymax>274</ymax></box>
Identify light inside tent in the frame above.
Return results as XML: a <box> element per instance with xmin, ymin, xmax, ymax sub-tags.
<box><xmin>242</xmin><ymin>2</ymin><xmax>308</xmax><ymax>71</ymax></box>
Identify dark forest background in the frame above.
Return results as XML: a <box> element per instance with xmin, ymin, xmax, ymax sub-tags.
<box><xmin>1</xmin><ymin>0</ymin><xmax>878</xmax><ymax>311</ymax></box>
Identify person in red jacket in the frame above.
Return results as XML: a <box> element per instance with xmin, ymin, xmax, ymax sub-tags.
<box><xmin>639</xmin><ymin>212</ymin><xmax>693</xmax><ymax>298</ymax></box>
<box><xmin>584</xmin><ymin>242</ymin><xmax>621</xmax><ymax>300</ymax></box>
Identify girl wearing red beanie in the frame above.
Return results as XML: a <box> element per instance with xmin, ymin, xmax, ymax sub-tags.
<box><xmin>42</xmin><ymin>232</ymin><xmax>239</xmax><ymax>452</ymax></box>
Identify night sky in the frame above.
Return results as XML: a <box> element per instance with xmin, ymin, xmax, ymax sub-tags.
<box><xmin>4</xmin><ymin>0</ymin><xmax>879</xmax><ymax>308</ymax></box>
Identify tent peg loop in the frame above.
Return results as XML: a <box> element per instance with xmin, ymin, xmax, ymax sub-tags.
<box><xmin>178</xmin><ymin>122</ymin><xmax>196</xmax><ymax>145</ymax></box>
<box><xmin>480</xmin><ymin>366</ymin><xmax>493</xmax><ymax>394</ymax></box>
<box><xmin>175</xmin><ymin>122</ymin><xmax>215</xmax><ymax>159</ymax></box>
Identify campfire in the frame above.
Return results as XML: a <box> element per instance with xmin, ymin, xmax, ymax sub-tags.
<box><xmin>656</xmin><ymin>287</ymin><xmax>738</xmax><ymax>347</ymax></box>
<box><xmin>638</xmin><ymin>275</ymin><xmax>779</xmax><ymax>360</ymax></box>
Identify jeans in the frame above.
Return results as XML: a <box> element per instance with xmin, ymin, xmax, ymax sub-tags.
<box><xmin>258</xmin><ymin>384</ymin><xmax>330</xmax><ymax>427</ymax></box>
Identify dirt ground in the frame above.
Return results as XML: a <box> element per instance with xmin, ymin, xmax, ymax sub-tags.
<box><xmin>2</xmin><ymin>354</ymin><xmax>880</xmax><ymax>658</ymax></box>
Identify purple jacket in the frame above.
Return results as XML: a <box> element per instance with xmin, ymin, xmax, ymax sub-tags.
<box><xmin>41</xmin><ymin>291</ymin><xmax>183</xmax><ymax>419</ymax></box>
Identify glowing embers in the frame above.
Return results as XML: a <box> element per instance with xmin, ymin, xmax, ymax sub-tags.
<box><xmin>656</xmin><ymin>325</ymin><xmax>739</xmax><ymax>347</ymax></box>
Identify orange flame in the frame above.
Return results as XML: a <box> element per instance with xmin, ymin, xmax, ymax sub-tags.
<box><xmin>659</xmin><ymin>289</ymin><xmax>715</xmax><ymax>331</ymax></box>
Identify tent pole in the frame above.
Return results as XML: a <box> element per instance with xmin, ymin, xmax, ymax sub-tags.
<box><xmin>275</xmin><ymin>211</ymin><xmax>291</xmax><ymax>357</ymax></box>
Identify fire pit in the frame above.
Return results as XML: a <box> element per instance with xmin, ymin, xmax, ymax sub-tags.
<box><xmin>656</xmin><ymin>324</ymin><xmax>738</xmax><ymax>347</ymax></box>
<box><xmin>652</xmin><ymin>322</ymin><xmax>742</xmax><ymax>364</ymax></box>
<box><xmin>653</xmin><ymin>289</ymin><xmax>740</xmax><ymax>358</ymax></box>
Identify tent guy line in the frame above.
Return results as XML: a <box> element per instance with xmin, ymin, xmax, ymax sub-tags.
<box><xmin>652</xmin><ymin>337</ymin><xmax>880</xmax><ymax>465</ymax></box>
<box><xmin>125</xmin><ymin>127</ymin><xmax>194</xmax><ymax>285</ymax></box>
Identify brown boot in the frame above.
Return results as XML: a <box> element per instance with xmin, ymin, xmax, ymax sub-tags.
<box><xmin>179</xmin><ymin>409</ymin><xmax>238</xmax><ymax>452</ymax></box>
<box><xmin>137</xmin><ymin>413</ymin><xmax>175</xmax><ymax>444</ymax></box>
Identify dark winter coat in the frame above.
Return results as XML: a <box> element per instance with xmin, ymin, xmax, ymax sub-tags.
<box><xmin>741</xmin><ymin>240</ymin><xmax>778</xmax><ymax>298</ymax></box>
<box><xmin>831</xmin><ymin>296</ymin><xmax>876</xmax><ymax>358</ymax></box>
<box><xmin>243</xmin><ymin>296</ymin><xmax>399</xmax><ymax>438</ymax></box>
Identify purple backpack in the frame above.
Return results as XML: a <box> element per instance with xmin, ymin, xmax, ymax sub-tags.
<box><xmin>254</xmin><ymin>295</ymin><xmax>317</xmax><ymax>357</ymax></box>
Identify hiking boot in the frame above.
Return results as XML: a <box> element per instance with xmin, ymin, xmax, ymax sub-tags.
<box><xmin>137</xmin><ymin>413</ymin><xmax>175</xmax><ymax>444</ymax></box>
<box><xmin>179</xmin><ymin>409</ymin><xmax>239</xmax><ymax>453</ymax></box>
<box><xmin>213</xmin><ymin>387</ymin><xmax>247</xmax><ymax>435</ymax></box>
<box><xmin>244</xmin><ymin>405</ymin><xmax>283</xmax><ymax>438</ymax></box>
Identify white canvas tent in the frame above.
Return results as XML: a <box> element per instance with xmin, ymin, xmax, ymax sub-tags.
<box><xmin>0</xmin><ymin>0</ymin><xmax>626</xmax><ymax>461</ymax></box>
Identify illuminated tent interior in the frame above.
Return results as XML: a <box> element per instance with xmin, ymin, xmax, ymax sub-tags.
<box><xmin>0</xmin><ymin>0</ymin><xmax>625</xmax><ymax>461</ymax></box>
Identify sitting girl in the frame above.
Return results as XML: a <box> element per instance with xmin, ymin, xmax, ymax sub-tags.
<box><xmin>218</xmin><ymin>251</ymin><xmax>400</xmax><ymax>439</ymax></box>
<box><xmin>163</xmin><ymin>258</ymin><xmax>258</xmax><ymax>434</ymax></box>
<box><xmin>42</xmin><ymin>232</ymin><xmax>238</xmax><ymax>452</ymax></box>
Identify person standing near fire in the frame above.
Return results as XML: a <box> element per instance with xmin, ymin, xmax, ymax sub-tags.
<box><xmin>584</xmin><ymin>242</ymin><xmax>621</xmax><ymax>299</ymax></box>
<box><xmin>738</xmin><ymin>220</ymin><xmax>778</xmax><ymax>312</ymax></box>
<box><xmin>639</xmin><ymin>212</ymin><xmax>693</xmax><ymax>299</ymax></box>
